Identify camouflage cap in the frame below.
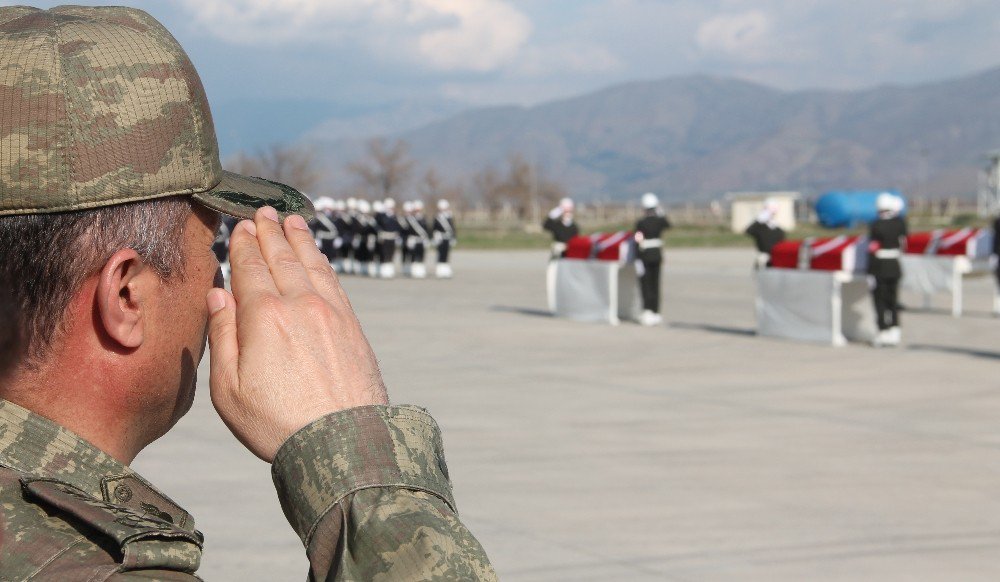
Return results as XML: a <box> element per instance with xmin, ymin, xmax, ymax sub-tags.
<box><xmin>0</xmin><ymin>6</ymin><xmax>313</xmax><ymax>220</ymax></box>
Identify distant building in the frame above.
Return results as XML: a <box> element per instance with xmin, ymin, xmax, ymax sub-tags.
<box><xmin>726</xmin><ymin>191</ymin><xmax>800</xmax><ymax>233</ymax></box>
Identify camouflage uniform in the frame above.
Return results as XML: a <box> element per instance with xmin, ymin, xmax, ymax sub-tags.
<box><xmin>0</xmin><ymin>400</ymin><xmax>497</xmax><ymax>580</ymax></box>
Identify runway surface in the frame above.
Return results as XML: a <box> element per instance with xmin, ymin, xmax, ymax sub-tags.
<box><xmin>133</xmin><ymin>249</ymin><xmax>1000</xmax><ymax>581</ymax></box>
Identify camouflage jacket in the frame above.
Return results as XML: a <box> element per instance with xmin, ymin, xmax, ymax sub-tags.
<box><xmin>0</xmin><ymin>401</ymin><xmax>497</xmax><ymax>581</ymax></box>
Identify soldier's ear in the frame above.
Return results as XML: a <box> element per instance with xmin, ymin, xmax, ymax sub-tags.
<box><xmin>96</xmin><ymin>249</ymin><xmax>148</xmax><ymax>349</ymax></box>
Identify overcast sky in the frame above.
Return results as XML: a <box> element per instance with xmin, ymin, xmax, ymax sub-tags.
<box><xmin>8</xmin><ymin>1</ymin><xmax>1000</xmax><ymax>152</ymax></box>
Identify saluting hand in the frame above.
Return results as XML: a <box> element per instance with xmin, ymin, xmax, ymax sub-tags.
<box><xmin>205</xmin><ymin>207</ymin><xmax>388</xmax><ymax>462</ymax></box>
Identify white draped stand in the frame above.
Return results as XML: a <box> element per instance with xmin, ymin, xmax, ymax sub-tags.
<box><xmin>755</xmin><ymin>269</ymin><xmax>878</xmax><ymax>346</ymax></box>
<box><xmin>899</xmin><ymin>255</ymin><xmax>996</xmax><ymax>317</ymax></box>
<box><xmin>546</xmin><ymin>260</ymin><xmax>642</xmax><ymax>325</ymax></box>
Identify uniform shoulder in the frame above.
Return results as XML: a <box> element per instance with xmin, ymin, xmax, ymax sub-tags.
<box><xmin>0</xmin><ymin>466</ymin><xmax>115</xmax><ymax>579</ymax></box>
<box><xmin>0</xmin><ymin>469</ymin><xmax>202</xmax><ymax>580</ymax></box>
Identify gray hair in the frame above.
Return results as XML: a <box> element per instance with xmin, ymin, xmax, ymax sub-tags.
<box><xmin>0</xmin><ymin>196</ymin><xmax>195</xmax><ymax>365</ymax></box>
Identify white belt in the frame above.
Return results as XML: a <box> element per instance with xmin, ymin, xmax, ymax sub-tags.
<box><xmin>875</xmin><ymin>249</ymin><xmax>901</xmax><ymax>259</ymax></box>
<box><xmin>639</xmin><ymin>239</ymin><xmax>663</xmax><ymax>250</ymax></box>
<box><xmin>378</xmin><ymin>232</ymin><xmax>398</xmax><ymax>241</ymax></box>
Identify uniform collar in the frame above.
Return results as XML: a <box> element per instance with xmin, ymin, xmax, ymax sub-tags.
<box><xmin>0</xmin><ymin>399</ymin><xmax>196</xmax><ymax>531</ymax></box>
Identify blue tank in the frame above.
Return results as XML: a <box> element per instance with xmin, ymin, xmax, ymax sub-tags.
<box><xmin>815</xmin><ymin>190</ymin><xmax>906</xmax><ymax>228</ymax></box>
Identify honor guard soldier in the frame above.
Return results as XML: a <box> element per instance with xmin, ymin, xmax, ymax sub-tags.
<box><xmin>400</xmin><ymin>201</ymin><xmax>416</xmax><ymax>275</ymax></box>
<box><xmin>211</xmin><ymin>214</ymin><xmax>238</xmax><ymax>282</ymax></box>
<box><xmin>331</xmin><ymin>199</ymin><xmax>350</xmax><ymax>273</ymax></box>
<box><xmin>310</xmin><ymin>197</ymin><xmax>340</xmax><ymax>269</ymax></box>
<box><xmin>342</xmin><ymin>197</ymin><xmax>360</xmax><ymax>274</ymax></box>
<box><xmin>634</xmin><ymin>193</ymin><xmax>672</xmax><ymax>326</ymax></box>
<box><xmin>993</xmin><ymin>212</ymin><xmax>1000</xmax><ymax>315</ymax></box>
<box><xmin>354</xmin><ymin>199</ymin><xmax>376</xmax><ymax>276</ymax></box>
<box><xmin>433</xmin><ymin>199</ymin><xmax>457</xmax><ymax>278</ymax></box>
<box><xmin>376</xmin><ymin>198</ymin><xmax>403</xmax><ymax>278</ymax></box>
<box><xmin>543</xmin><ymin>197</ymin><xmax>579</xmax><ymax>259</ymax></box>
<box><xmin>407</xmin><ymin>200</ymin><xmax>432</xmax><ymax>279</ymax></box>
<box><xmin>868</xmin><ymin>193</ymin><xmax>908</xmax><ymax>347</ymax></box>
<box><xmin>745</xmin><ymin>199</ymin><xmax>786</xmax><ymax>268</ymax></box>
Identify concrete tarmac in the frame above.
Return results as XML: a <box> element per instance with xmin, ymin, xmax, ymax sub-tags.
<box><xmin>133</xmin><ymin>249</ymin><xmax>1000</xmax><ymax>581</ymax></box>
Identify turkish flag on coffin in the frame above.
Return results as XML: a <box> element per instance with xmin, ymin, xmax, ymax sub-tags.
<box><xmin>769</xmin><ymin>236</ymin><xmax>867</xmax><ymax>272</ymax></box>
<box><xmin>564</xmin><ymin>232</ymin><xmax>634</xmax><ymax>263</ymax></box>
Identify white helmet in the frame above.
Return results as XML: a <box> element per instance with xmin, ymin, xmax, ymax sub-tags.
<box><xmin>559</xmin><ymin>197</ymin><xmax>574</xmax><ymax>212</ymax></box>
<box><xmin>346</xmin><ymin>197</ymin><xmax>358</xmax><ymax>211</ymax></box>
<box><xmin>314</xmin><ymin>196</ymin><xmax>335</xmax><ymax>211</ymax></box>
<box><xmin>414</xmin><ymin>200</ymin><xmax>425</xmax><ymax>211</ymax></box>
<box><xmin>438</xmin><ymin>199</ymin><xmax>451</xmax><ymax>211</ymax></box>
<box><xmin>383</xmin><ymin>198</ymin><xmax>396</xmax><ymax>211</ymax></box>
<box><xmin>892</xmin><ymin>196</ymin><xmax>906</xmax><ymax>214</ymax></box>
<box><xmin>402</xmin><ymin>201</ymin><xmax>414</xmax><ymax>213</ymax></box>
<box><xmin>372</xmin><ymin>200</ymin><xmax>385</xmax><ymax>213</ymax></box>
<box><xmin>357</xmin><ymin>199</ymin><xmax>371</xmax><ymax>214</ymax></box>
<box><xmin>876</xmin><ymin>192</ymin><xmax>896</xmax><ymax>212</ymax></box>
<box><xmin>641</xmin><ymin>192</ymin><xmax>659</xmax><ymax>209</ymax></box>
<box><xmin>333</xmin><ymin>199</ymin><xmax>346</xmax><ymax>212</ymax></box>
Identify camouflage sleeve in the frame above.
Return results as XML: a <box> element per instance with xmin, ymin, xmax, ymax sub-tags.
<box><xmin>270</xmin><ymin>405</ymin><xmax>497</xmax><ymax>581</ymax></box>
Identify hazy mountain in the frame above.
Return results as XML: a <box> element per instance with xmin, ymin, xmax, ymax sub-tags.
<box><xmin>307</xmin><ymin>67</ymin><xmax>1000</xmax><ymax>202</ymax></box>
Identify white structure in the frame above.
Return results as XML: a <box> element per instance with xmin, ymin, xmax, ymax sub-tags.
<box><xmin>727</xmin><ymin>191</ymin><xmax>800</xmax><ymax>233</ymax></box>
<box><xmin>901</xmin><ymin>255</ymin><xmax>996</xmax><ymax>317</ymax></box>
<box><xmin>755</xmin><ymin>269</ymin><xmax>877</xmax><ymax>347</ymax></box>
<box><xmin>978</xmin><ymin>151</ymin><xmax>1000</xmax><ymax>218</ymax></box>
<box><xmin>546</xmin><ymin>260</ymin><xmax>641</xmax><ymax>325</ymax></box>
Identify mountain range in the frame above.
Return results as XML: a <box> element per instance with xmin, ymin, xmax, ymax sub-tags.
<box><xmin>304</xmin><ymin>66</ymin><xmax>1000</xmax><ymax>203</ymax></box>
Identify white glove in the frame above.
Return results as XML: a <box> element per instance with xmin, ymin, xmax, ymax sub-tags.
<box><xmin>548</xmin><ymin>206</ymin><xmax>563</xmax><ymax>220</ymax></box>
<box><xmin>406</xmin><ymin>238</ymin><xmax>416</xmax><ymax>250</ymax></box>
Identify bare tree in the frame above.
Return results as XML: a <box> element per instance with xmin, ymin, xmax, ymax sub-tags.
<box><xmin>478</xmin><ymin>154</ymin><xmax>566</xmax><ymax>219</ymax></box>
<box><xmin>228</xmin><ymin>144</ymin><xmax>322</xmax><ymax>194</ymax></box>
<box><xmin>418</xmin><ymin>168</ymin><xmax>467</xmax><ymax>211</ymax></box>
<box><xmin>346</xmin><ymin>138</ymin><xmax>415</xmax><ymax>199</ymax></box>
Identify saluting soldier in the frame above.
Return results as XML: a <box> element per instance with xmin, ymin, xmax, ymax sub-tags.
<box><xmin>745</xmin><ymin>199</ymin><xmax>786</xmax><ymax>268</ymax></box>
<box><xmin>868</xmin><ymin>193</ymin><xmax>908</xmax><ymax>347</ymax></box>
<box><xmin>0</xmin><ymin>7</ymin><xmax>495</xmax><ymax>580</ymax></box>
<box><xmin>433</xmin><ymin>199</ymin><xmax>457</xmax><ymax>278</ymax></box>
<box><xmin>542</xmin><ymin>197</ymin><xmax>579</xmax><ymax>259</ymax></box>
<box><xmin>634</xmin><ymin>193</ymin><xmax>672</xmax><ymax>327</ymax></box>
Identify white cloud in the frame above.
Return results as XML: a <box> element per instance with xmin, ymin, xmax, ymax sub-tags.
<box><xmin>177</xmin><ymin>0</ymin><xmax>532</xmax><ymax>72</ymax></box>
<box><xmin>695</xmin><ymin>10</ymin><xmax>772</xmax><ymax>61</ymax></box>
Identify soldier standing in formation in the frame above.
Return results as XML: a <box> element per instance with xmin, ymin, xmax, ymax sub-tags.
<box><xmin>434</xmin><ymin>199</ymin><xmax>457</xmax><ymax>278</ymax></box>
<box><xmin>543</xmin><ymin>197</ymin><xmax>579</xmax><ymax>259</ymax></box>
<box><xmin>745</xmin><ymin>199</ymin><xmax>786</xmax><ymax>268</ymax></box>
<box><xmin>310</xmin><ymin>197</ymin><xmax>340</xmax><ymax>269</ymax></box>
<box><xmin>868</xmin><ymin>193</ymin><xmax>908</xmax><ymax>347</ymax></box>
<box><xmin>406</xmin><ymin>200</ymin><xmax>432</xmax><ymax>279</ymax></box>
<box><xmin>993</xmin><ymin>212</ymin><xmax>1000</xmax><ymax>315</ymax></box>
<box><xmin>376</xmin><ymin>198</ymin><xmax>403</xmax><ymax>278</ymax></box>
<box><xmin>400</xmin><ymin>201</ymin><xmax>416</xmax><ymax>275</ymax></box>
<box><xmin>211</xmin><ymin>214</ymin><xmax>238</xmax><ymax>282</ymax></box>
<box><xmin>634</xmin><ymin>192</ymin><xmax>672</xmax><ymax>327</ymax></box>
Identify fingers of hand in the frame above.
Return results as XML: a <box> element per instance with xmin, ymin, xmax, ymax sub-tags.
<box><xmin>206</xmin><ymin>288</ymin><xmax>239</xmax><ymax>396</ymax></box>
<box><xmin>229</xmin><ymin>219</ymin><xmax>278</xmax><ymax>298</ymax></box>
<box><xmin>254</xmin><ymin>207</ymin><xmax>314</xmax><ymax>295</ymax></box>
<box><xmin>282</xmin><ymin>214</ymin><xmax>347</xmax><ymax>303</ymax></box>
